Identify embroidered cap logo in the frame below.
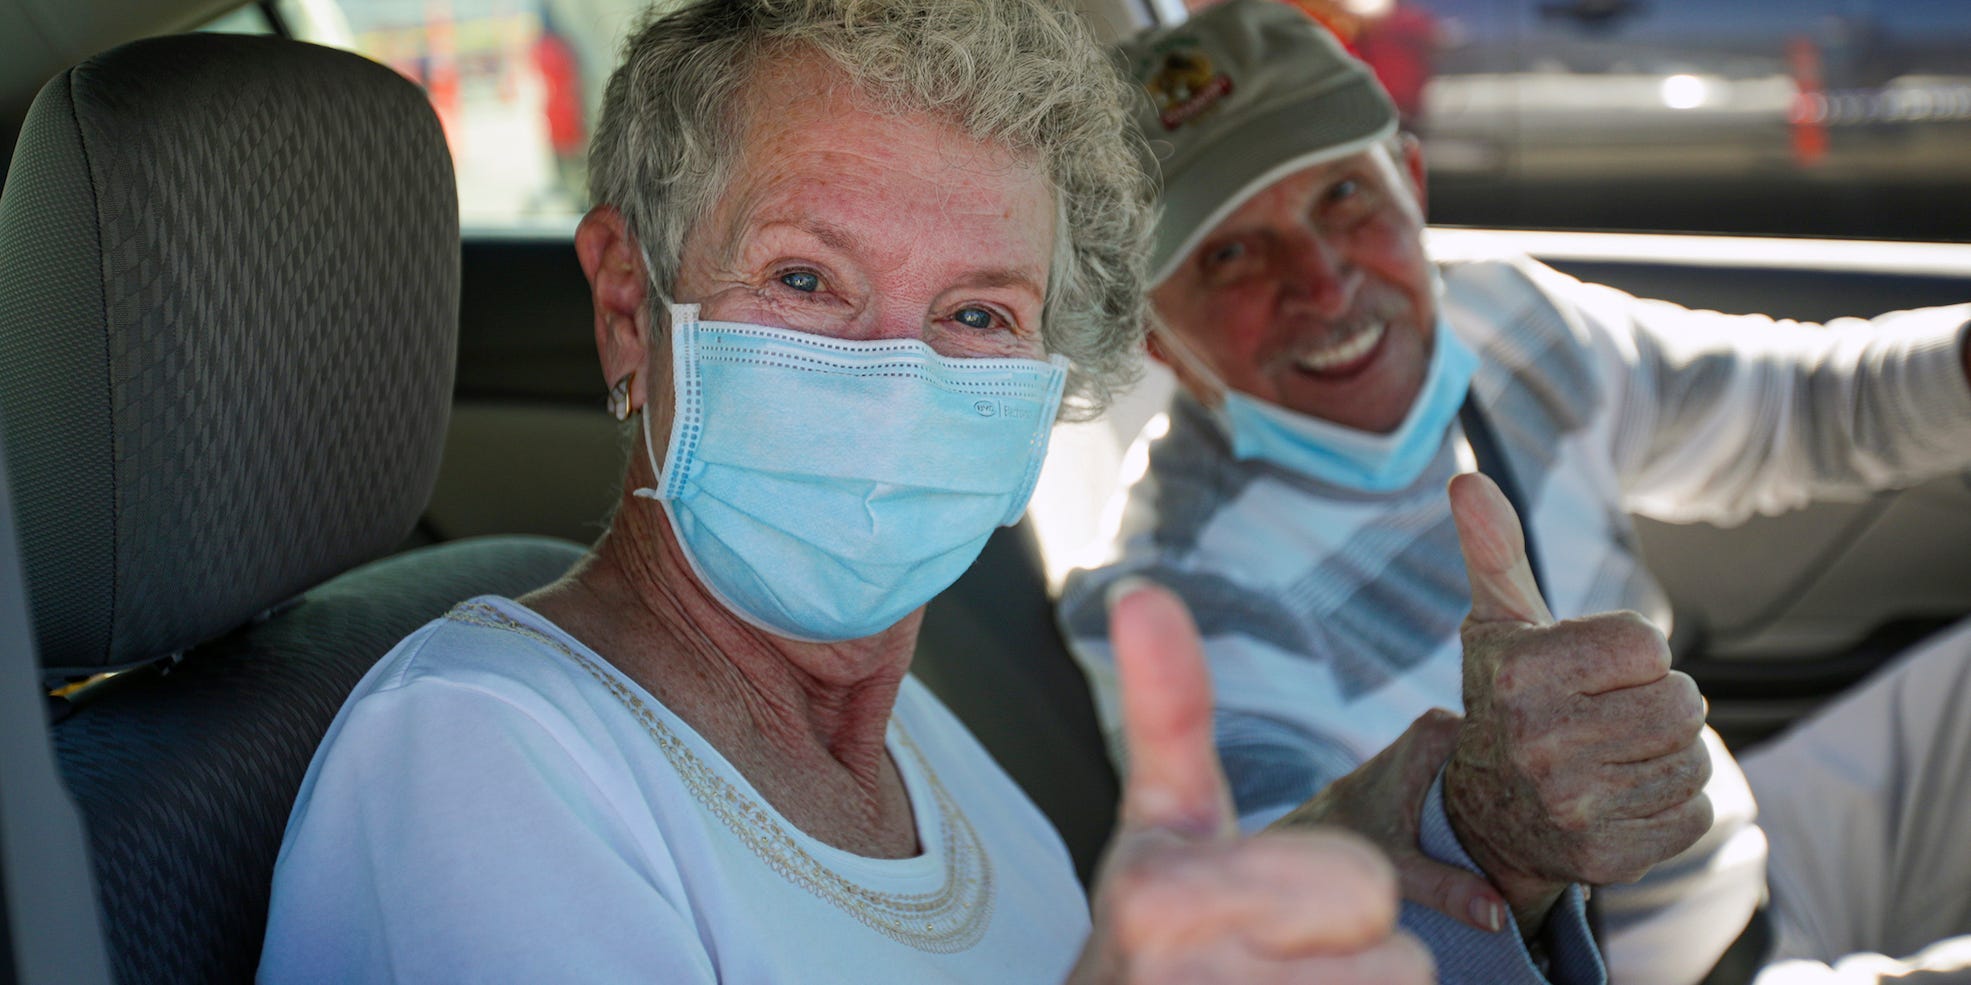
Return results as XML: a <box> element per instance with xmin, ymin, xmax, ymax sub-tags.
<box><xmin>1141</xmin><ymin>42</ymin><xmax>1236</xmax><ymax>131</ymax></box>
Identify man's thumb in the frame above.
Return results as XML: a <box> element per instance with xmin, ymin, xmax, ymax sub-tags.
<box><xmin>1108</xmin><ymin>578</ymin><xmax>1235</xmax><ymax>840</ymax></box>
<box><xmin>1448</xmin><ymin>473</ymin><xmax>1553</xmax><ymax>627</ymax></box>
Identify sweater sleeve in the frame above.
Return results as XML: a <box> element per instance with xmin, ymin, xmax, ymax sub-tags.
<box><xmin>1525</xmin><ymin>261</ymin><xmax>1971</xmax><ymax>526</ymax></box>
<box><xmin>1406</xmin><ymin>771</ymin><xmax>1606</xmax><ymax>985</ymax></box>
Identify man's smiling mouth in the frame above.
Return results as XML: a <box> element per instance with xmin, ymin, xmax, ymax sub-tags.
<box><xmin>1292</xmin><ymin>321</ymin><xmax>1387</xmax><ymax>377</ymax></box>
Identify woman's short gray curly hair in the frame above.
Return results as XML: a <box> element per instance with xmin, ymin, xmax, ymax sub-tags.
<box><xmin>588</xmin><ymin>0</ymin><xmax>1156</xmax><ymax>418</ymax></box>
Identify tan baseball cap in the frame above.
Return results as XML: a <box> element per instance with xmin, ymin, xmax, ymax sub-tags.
<box><xmin>1118</xmin><ymin>0</ymin><xmax>1398</xmax><ymax>284</ymax></box>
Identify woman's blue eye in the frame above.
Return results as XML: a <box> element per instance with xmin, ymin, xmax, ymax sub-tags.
<box><xmin>779</xmin><ymin>271</ymin><xmax>820</xmax><ymax>293</ymax></box>
<box><xmin>954</xmin><ymin>307</ymin><xmax>995</xmax><ymax>330</ymax></box>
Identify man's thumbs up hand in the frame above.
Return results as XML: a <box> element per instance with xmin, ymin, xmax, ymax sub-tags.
<box><xmin>1442</xmin><ymin>474</ymin><xmax>1714</xmax><ymax>933</ymax></box>
<box><xmin>1452</xmin><ymin>470</ymin><xmax>1554</xmax><ymax>628</ymax></box>
<box><xmin>1069</xmin><ymin>581</ymin><xmax>1435</xmax><ymax>985</ymax></box>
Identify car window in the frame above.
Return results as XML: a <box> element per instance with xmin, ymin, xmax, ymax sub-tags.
<box><xmin>198</xmin><ymin>4</ymin><xmax>278</xmax><ymax>35</ymax></box>
<box><xmin>1182</xmin><ymin>0</ymin><xmax>1971</xmax><ymax>243</ymax></box>
<box><xmin>202</xmin><ymin>0</ymin><xmax>676</xmax><ymax>226</ymax></box>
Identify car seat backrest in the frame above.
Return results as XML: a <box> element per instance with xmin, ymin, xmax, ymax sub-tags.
<box><xmin>0</xmin><ymin>34</ymin><xmax>462</xmax><ymax>677</ymax></box>
<box><xmin>0</xmin><ymin>33</ymin><xmax>583</xmax><ymax>984</ymax></box>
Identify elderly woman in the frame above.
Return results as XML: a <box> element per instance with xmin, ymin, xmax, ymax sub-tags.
<box><xmin>259</xmin><ymin>2</ymin><xmax>1432</xmax><ymax>982</ymax></box>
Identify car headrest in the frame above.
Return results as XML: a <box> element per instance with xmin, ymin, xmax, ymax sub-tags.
<box><xmin>0</xmin><ymin>33</ymin><xmax>459</xmax><ymax>677</ymax></box>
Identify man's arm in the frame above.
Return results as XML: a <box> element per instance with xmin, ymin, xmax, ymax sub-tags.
<box><xmin>1522</xmin><ymin>259</ymin><xmax>1971</xmax><ymax>524</ymax></box>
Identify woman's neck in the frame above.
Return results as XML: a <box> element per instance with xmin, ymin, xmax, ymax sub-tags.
<box><xmin>521</xmin><ymin>491</ymin><xmax>922</xmax><ymax>855</ymax></box>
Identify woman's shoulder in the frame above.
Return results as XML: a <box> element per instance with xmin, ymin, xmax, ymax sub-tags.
<box><xmin>363</xmin><ymin>595</ymin><xmax>593</xmax><ymax>698</ymax></box>
<box><xmin>299</xmin><ymin>595</ymin><xmax>687</xmax><ymax>847</ymax></box>
<box><xmin>332</xmin><ymin>595</ymin><xmax>647</xmax><ymax>773</ymax></box>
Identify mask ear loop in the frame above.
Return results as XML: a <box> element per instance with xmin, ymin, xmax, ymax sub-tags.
<box><xmin>631</xmin><ymin>405</ymin><xmax>665</xmax><ymax>502</ymax></box>
<box><xmin>632</xmin><ymin>301</ymin><xmax>699</xmax><ymax>502</ymax></box>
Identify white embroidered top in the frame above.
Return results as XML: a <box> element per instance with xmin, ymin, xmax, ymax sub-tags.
<box><xmin>259</xmin><ymin>596</ymin><xmax>1086</xmax><ymax>984</ymax></box>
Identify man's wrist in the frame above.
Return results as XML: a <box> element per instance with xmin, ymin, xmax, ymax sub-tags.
<box><xmin>1441</xmin><ymin>759</ymin><xmax>1566</xmax><ymax>931</ymax></box>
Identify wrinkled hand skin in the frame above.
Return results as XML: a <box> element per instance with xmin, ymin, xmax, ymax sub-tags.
<box><xmin>1069</xmin><ymin>582</ymin><xmax>1438</xmax><ymax>985</ymax></box>
<box><xmin>1273</xmin><ymin>709</ymin><xmax>1511</xmax><ymax>935</ymax></box>
<box><xmin>1441</xmin><ymin>474</ymin><xmax>1714</xmax><ymax>935</ymax></box>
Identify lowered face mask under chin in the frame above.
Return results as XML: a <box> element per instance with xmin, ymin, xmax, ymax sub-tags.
<box><xmin>1158</xmin><ymin>317</ymin><xmax>1477</xmax><ymax>492</ymax></box>
<box><xmin>634</xmin><ymin>303</ymin><xmax>1069</xmax><ymax>642</ymax></box>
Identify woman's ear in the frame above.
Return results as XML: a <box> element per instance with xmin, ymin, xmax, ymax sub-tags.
<box><xmin>577</xmin><ymin>206</ymin><xmax>655</xmax><ymax>410</ymax></box>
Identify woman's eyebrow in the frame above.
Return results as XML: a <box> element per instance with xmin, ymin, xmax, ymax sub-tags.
<box><xmin>751</xmin><ymin>217</ymin><xmax>1043</xmax><ymax>296</ymax></box>
<box><xmin>960</xmin><ymin>267</ymin><xmax>1046</xmax><ymax>300</ymax></box>
<box><xmin>723</xmin><ymin>216</ymin><xmax>861</xmax><ymax>268</ymax></box>
<box><xmin>750</xmin><ymin>216</ymin><xmax>860</xmax><ymax>254</ymax></box>
<box><xmin>793</xmin><ymin>216</ymin><xmax>860</xmax><ymax>253</ymax></box>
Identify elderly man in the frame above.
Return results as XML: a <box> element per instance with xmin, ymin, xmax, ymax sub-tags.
<box><xmin>1060</xmin><ymin>1</ymin><xmax>1971</xmax><ymax>983</ymax></box>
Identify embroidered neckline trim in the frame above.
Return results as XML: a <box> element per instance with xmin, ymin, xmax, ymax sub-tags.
<box><xmin>447</xmin><ymin>600</ymin><xmax>996</xmax><ymax>953</ymax></box>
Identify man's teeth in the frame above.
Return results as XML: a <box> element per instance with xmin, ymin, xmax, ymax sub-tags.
<box><xmin>1295</xmin><ymin>322</ymin><xmax>1386</xmax><ymax>372</ymax></box>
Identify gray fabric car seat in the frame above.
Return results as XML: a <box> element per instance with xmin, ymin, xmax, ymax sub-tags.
<box><xmin>0</xmin><ymin>33</ymin><xmax>583</xmax><ymax>984</ymax></box>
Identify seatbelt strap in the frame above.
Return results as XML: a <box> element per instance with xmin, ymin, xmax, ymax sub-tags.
<box><xmin>1457</xmin><ymin>394</ymin><xmax>1547</xmax><ymax>597</ymax></box>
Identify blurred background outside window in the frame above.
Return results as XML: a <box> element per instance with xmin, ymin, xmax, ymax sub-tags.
<box><xmin>1186</xmin><ymin>0</ymin><xmax>1971</xmax><ymax>242</ymax></box>
<box><xmin>207</xmin><ymin>0</ymin><xmax>1971</xmax><ymax>242</ymax></box>
<box><xmin>209</xmin><ymin>0</ymin><xmax>666</xmax><ymax>226</ymax></box>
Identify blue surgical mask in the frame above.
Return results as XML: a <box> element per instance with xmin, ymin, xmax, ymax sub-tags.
<box><xmin>1164</xmin><ymin>318</ymin><xmax>1477</xmax><ymax>492</ymax></box>
<box><xmin>634</xmin><ymin>304</ymin><xmax>1068</xmax><ymax>642</ymax></box>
